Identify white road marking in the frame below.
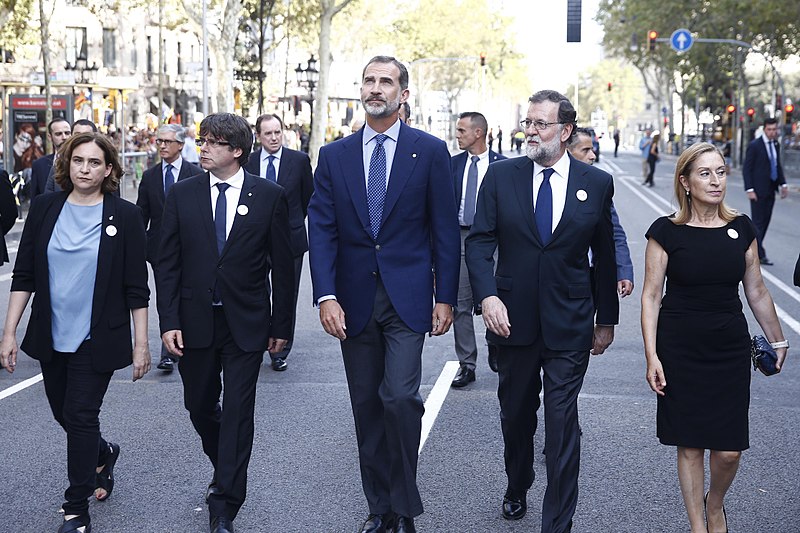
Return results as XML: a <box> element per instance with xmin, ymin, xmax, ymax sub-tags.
<box><xmin>419</xmin><ymin>360</ymin><xmax>460</xmax><ymax>453</ymax></box>
<box><xmin>0</xmin><ymin>373</ymin><xmax>43</xmax><ymax>401</ymax></box>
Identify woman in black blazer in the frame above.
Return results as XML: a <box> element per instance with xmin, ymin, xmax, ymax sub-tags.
<box><xmin>0</xmin><ymin>133</ymin><xmax>150</xmax><ymax>533</ymax></box>
<box><xmin>0</xmin><ymin>169</ymin><xmax>18</xmax><ymax>264</ymax></box>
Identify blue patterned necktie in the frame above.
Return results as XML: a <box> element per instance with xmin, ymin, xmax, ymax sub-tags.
<box><xmin>367</xmin><ymin>134</ymin><xmax>388</xmax><ymax>239</ymax></box>
<box><xmin>768</xmin><ymin>141</ymin><xmax>778</xmax><ymax>181</ymax></box>
<box><xmin>265</xmin><ymin>154</ymin><xmax>277</xmax><ymax>182</ymax></box>
<box><xmin>214</xmin><ymin>182</ymin><xmax>230</xmax><ymax>254</ymax></box>
<box><xmin>164</xmin><ymin>164</ymin><xmax>175</xmax><ymax>195</ymax></box>
<box><xmin>462</xmin><ymin>155</ymin><xmax>480</xmax><ymax>226</ymax></box>
<box><xmin>535</xmin><ymin>168</ymin><xmax>554</xmax><ymax>245</ymax></box>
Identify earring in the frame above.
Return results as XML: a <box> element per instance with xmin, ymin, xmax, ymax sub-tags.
<box><xmin>685</xmin><ymin>189</ymin><xmax>690</xmax><ymax>196</ymax></box>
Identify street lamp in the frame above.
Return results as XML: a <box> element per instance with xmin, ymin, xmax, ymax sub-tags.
<box><xmin>64</xmin><ymin>58</ymin><xmax>99</xmax><ymax>84</ymax></box>
<box><xmin>294</xmin><ymin>55</ymin><xmax>319</xmax><ymax>129</ymax></box>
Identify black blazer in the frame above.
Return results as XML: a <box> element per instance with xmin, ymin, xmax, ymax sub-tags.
<box><xmin>465</xmin><ymin>155</ymin><xmax>619</xmax><ymax>349</ymax></box>
<box><xmin>156</xmin><ymin>171</ymin><xmax>295</xmax><ymax>351</ymax></box>
<box><xmin>743</xmin><ymin>137</ymin><xmax>786</xmax><ymax>198</ymax></box>
<box><xmin>794</xmin><ymin>253</ymin><xmax>800</xmax><ymax>287</ymax></box>
<box><xmin>29</xmin><ymin>154</ymin><xmax>54</xmax><ymax>201</ymax></box>
<box><xmin>244</xmin><ymin>147</ymin><xmax>314</xmax><ymax>256</ymax></box>
<box><xmin>11</xmin><ymin>192</ymin><xmax>149</xmax><ymax>372</ymax></box>
<box><xmin>136</xmin><ymin>159</ymin><xmax>202</xmax><ymax>264</ymax></box>
<box><xmin>0</xmin><ymin>170</ymin><xmax>18</xmax><ymax>264</ymax></box>
<box><xmin>451</xmin><ymin>150</ymin><xmax>506</xmax><ymax>215</ymax></box>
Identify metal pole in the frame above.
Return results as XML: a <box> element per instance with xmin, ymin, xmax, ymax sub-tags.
<box><xmin>158</xmin><ymin>0</ymin><xmax>164</xmax><ymax>122</ymax></box>
<box><xmin>202</xmin><ymin>0</ymin><xmax>209</xmax><ymax>115</ymax></box>
<box><xmin>258</xmin><ymin>0</ymin><xmax>264</xmax><ymax>115</ymax></box>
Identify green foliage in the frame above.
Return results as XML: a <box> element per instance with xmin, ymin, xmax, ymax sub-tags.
<box><xmin>567</xmin><ymin>60</ymin><xmax>645</xmax><ymax>128</ymax></box>
<box><xmin>0</xmin><ymin>0</ymin><xmax>35</xmax><ymax>50</ymax></box>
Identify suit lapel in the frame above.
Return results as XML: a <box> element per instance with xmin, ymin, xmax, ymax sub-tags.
<box><xmin>381</xmin><ymin>123</ymin><xmax>418</xmax><ymax>226</ymax></box>
<box><xmin>340</xmin><ymin>132</ymin><xmax>370</xmax><ymax>233</ymax></box>
<box><xmin>551</xmin><ymin>160</ymin><xmax>587</xmax><ymax>243</ymax></box>
<box><xmin>512</xmin><ymin>157</ymin><xmax>540</xmax><ymax>243</ymax></box>
<box><xmin>194</xmin><ymin>173</ymin><xmax>217</xmax><ymax>255</ymax></box>
<box><xmin>452</xmin><ymin>152</ymin><xmax>467</xmax><ymax>206</ymax></box>
<box><xmin>222</xmin><ymin>173</ymin><xmax>258</xmax><ymax>257</ymax></box>
<box><xmin>92</xmin><ymin>194</ymin><xmax>117</xmax><ymax>327</ymax></box>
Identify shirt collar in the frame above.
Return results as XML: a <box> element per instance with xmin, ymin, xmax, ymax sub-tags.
<box><xmin>262</xmin><ymin>146</ymin><xmax>282</xmax><ymax>160</ymax></box>
<box><xmin>163</xmin><ymin>156</ymin><xmax>182</xmax><ymax>171</ymax></box>
<box><xmin>363</xmin><ymin>119</ymin><xmax>402</xmax><ymax>146</ymax></box>
<box><xmin>533</xmin><ymin>150</ymin><xmax>571</xmax><ymax>179</ymax></box>
<box><xmin>209</xmin><ymin>167</ymin><xmax>245</xmax><ymax>190</ymax></box>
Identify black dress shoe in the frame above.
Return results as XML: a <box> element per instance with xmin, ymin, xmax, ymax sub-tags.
<box><xmin>156</xmin><ymin>356</ymin><xmax>175</xmax><ymax>372</ymax></box>
<box><xmin>360</xmin><ymin>513</ymin><xmax>392</xmax><ymax>533</ymax></box>
<box><xmin>487</xmin><ymin>344</ymin><xmax>499</xmax><ymax>373</ymax></box>
<box><xmin>502</xmin><ymin>492</ymin><xmax>527</xmax><ymax>520</ymax></box>
<box><xmin>451</xmin><ymin>366</ymin><xmax>476</xmax><ymax>388</ymax></box>
<box><xmin>58</xmin><ymin>515</ymin><xmax>92</xmax><ymax>533</ymax></box>
<box><xmin>760</xmin><ymin>257</ymin><xmax>774</xmax><ymax>266</ymax></box>
<box><xmin>210</xmin><ymin>515</ymin><xmax>234</xmax><ymax>533</ymax></box>
<box><xmin>271</xmin><ymin>357</ymin><xmax>288</xmax><ymax>371</ymax></box>
<box><xmin>392</xmin><ymin>516</ymin><xmax>416</xmax><ymax>533</ymax></box>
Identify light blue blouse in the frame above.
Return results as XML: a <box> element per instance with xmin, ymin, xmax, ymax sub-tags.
<box><xmin>47</xmin><ymin>201</ymin><xmax>103</xmax><ymax>352</ymax></box>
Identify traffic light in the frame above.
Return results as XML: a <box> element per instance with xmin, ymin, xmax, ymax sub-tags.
<box><xmin>726</xmin><ymin>104</ymin><xmax>736</xmax><ymax>114</ymax></box>
<box><xmin>746</xmin><ymin>107</ymin><xmax>755</xmax><ymax>123</ymax></box>
<box><xmin>786</xmin><ymin>103</ymin><xmax>795</xmax><ymax>123</ymax></box>
<box><xmin>480</xmin><ymin>52</ymin><xmax>486</xmax><ymax>67</ymax></box>
<box><xmin>648</xmin><ymin>30</ymin><xmax>658</xmax><ymax>51</ymax></box>
<box><xmin>607</xmin><ymin>82</ymin><xmax>612</xmax><ymax>92</ymax></box>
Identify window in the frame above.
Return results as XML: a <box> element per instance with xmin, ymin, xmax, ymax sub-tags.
<box><xmin>146</xmin><ymin>36</ymin><xmax>153</xmax><ymax>75</ymax></box>
<box><xmin>177</xmin><ymin>42</ymin><xmax>183</xmax><ymax>75</ymax></box>
<box><xmin>66</xmin><ymin>27</ymin><xmax>88</xmax><ymax>63</ymax></box>
<box><xmin>103</xmin><ymin>28</ymin><xmax>116</xmax><ymax>67</ymax></box>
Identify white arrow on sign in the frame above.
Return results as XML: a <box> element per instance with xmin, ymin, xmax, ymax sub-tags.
<box><xmin>670</xmin><ymin>29</ymin><xmax>694</xmax><ymax>52</ymax></box>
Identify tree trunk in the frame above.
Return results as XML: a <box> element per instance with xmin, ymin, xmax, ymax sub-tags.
<box><xmin>39</xmin><ymin>0</ymin><xmax>52</xmax><ymax>151</ymax></box>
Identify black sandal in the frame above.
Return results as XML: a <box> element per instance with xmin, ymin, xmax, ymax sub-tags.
<box><xmin>95</xmin><ymin>442</ymin><xmax>120</xmax><ymax>502</ymax></box>
<box><xmin>57</xmin><ymin>515</ymin><xmax>91</xmax><ymax>533</ymax></box>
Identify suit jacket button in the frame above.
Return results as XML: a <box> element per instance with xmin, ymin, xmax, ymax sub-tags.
<box><xmin>371</xmin><ymin>271</ymin><xmax>377</xmax><ymax>277</ymax></box>
<box><xmin>375</xmin><ymin>244</ymin><xmax>381</xmax><ymax>251</ymax></box>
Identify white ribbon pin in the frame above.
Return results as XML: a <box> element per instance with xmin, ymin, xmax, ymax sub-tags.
<box><xmin>105</xmin><ymin>225</ymin><xmax>117</xmax><ymax>237</ymax></box>
<box><xmin>576</xmin><ymin>190</ymin><xmax>588</xmax><ymax>202</ymax></box>
<box><xmin>727</xmin><ymin>228</ymin><xmax>738</xmax><ymax>239</ymax></box>
<box><xmin>237</xmin><ymin>205</ymin><xmax>249</xmax><ymax>216</ymax></box>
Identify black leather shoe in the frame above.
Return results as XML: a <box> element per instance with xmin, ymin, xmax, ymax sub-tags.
<box><xmin>502</xmin><ymin>492</ymin><xmax>527</xmax><ymax>520</ymax></box>
<box><xmin>392</xmin><ymin>516</ymin><xmax>416</xmax><ymax>533</ymax></box>
<box><xmin>760</xmin><ymin>257</ymin><xmax>774</xmax><ymax>266</ymax></box>
<box><xmin>58</xmin><ymin>515</ymin><xmax>92</xmax><ymax>533</ymax></box>
<box><xmin>210</xmin><ymin>515</ymin><xmax>234</xmax><ymax>533</ymax></box>
<box><xmin>487</xmin><ymin>344</ymin><xmax>499</xmax><ymax>373</ymax></box>
<box><xmin>451</xmin><ymin>366</ymin><xmax>475</xmax><ymax>388</ymax></box>
<box><xmin>156</xmin><ymin>356</ymin><xmax>175</xmax><ymax>371</ymax></box>
<box><xmin>271</xmin><ymin>357</ymin><xmax>288</xmax><ymax>371</ymax></box>
<box><xmin>360</xmin><ymin>513</ymin><xmax>392</xmax><ymax>533</ymax></box>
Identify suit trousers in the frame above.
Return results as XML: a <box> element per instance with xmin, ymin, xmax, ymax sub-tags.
<box><xmin>454</xmin><ymin>228</ymin><xmax>478</xmax><ymax>369</ymax></box>
<box><xmin>340</xmin><ymin>279</ymin><xmax>426</xmax><ymax>518</ymax></box>
<box><xmin>268</xmin><ymin>253</ymin><xmax>304</xmax><ymax>360</ymax></box>
<box><xmin>178</xmin><ymin>307</ymin><xmax>264</xmax><ymax>520</ymax></box>
<box><xmin>40</xmin><ymin>340</ymin><xmax>114</xmax><ymax>516</ymax></box>
<box><xmin>750</xmin><ymin>193</ymin><xmax>776</xmax><ymax>260</ymax></box>
<box><xmin>497</xmin><ymin>339</ymin><xmax>589</xmax><ymax>533</ymax></box>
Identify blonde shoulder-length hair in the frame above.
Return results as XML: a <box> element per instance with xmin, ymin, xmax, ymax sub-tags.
<box><xmin>671</xmin><ymin>142</ymin><xmax>738</xmax><ymax>225</ymax></box>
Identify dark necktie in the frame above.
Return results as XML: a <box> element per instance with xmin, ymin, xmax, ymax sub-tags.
<box><xmin>367</xmin><ymin>134</ymin><xmax>388</xmax><ymax>239</ymax></box>
<box><xmin>535</xmin><ymin>168</ymin><xmax>555</xmax><ymax>245</ymax></box>
<box><xmin>768</xmin><ymin>141</ymin><xmax>778</xmax><ymax>181</ymax></box>
<box><xmin>164</xmin><ymin>164</ymin><xmax>175</xmax><ymax>196</ymax></box>
<box><xmin>214</xmin><ymin>182</ymin><xmax>230</xmax><ymax>254</ymax></box>
<box><xmin>462</xmin><ymin>155</ymin><xmax>480</xmax><ymax>226</ymax></box>
<box><xmin>265</xmin><ymin>154</ymin><xmax>277</xmax><ymax>182</ymax></box>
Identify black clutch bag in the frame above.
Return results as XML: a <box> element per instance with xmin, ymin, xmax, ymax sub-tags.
<box><xmin>751</xmin><ymin>335</ymin><xmax>779</xmax><ymax>376</ymax></box>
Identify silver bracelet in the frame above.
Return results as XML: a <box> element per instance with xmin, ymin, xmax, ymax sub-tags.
<box><xmin>770</xmin><ymin>340</ymin><xmax>789</xmax><ymax>349</ymax></box>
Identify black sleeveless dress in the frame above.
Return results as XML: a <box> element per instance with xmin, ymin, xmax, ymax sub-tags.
<box><xmin>645</xmin><ymin>215</ymin><xmax>756</xmax><ymax>451</ymax></box>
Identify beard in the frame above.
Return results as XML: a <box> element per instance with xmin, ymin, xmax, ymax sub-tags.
<box><xmin>525</xmin><ymin>131</ymin><xmax>562</xmax><ymax>165</ymax></box>
<box><xmin>364</xmin><ymin>96</ymin><xmax>401</xmax><ymax>119</ymax></box>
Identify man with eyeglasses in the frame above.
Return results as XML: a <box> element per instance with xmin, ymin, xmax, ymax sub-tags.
<box><xmin>244</xmin><ymin>113</ymin><xmax>313</xmax><ymax>372</ymax></box>
<box><xmin>466</xmin><ymin>90</ymin><xmax>618</xmax><ymax>532</ymax></box>
<box><xmin>30</xmin><ymin>117</ymin><xmax>71</xmax><ymax>200</ymax></box>
<box><xmin>136</xmin><ymin>124</ymin><xmax>202</xmax><ymax>372</ymax></box>
<box><xmin>157</xmin><ymin>113</ymin><xmax>294</xmax><ymax>533</ymax></box>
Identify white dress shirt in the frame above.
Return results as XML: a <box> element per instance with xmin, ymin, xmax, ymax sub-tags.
<box><xmin>209</xmin><ymin>168</ymin><xmax>244</xmax><ymax>239</ymax></box>
<box><xmin>362</xmin><ymin>119</ymin><xmax>402</xmax><ymax>188</ymax></box>
<box><xmin>163</xmin><ymin>156</ymin><xmax>183</xmax><ymax>189</ymax></box>
<box><xmin>259</xmin><ymin>146</ymin><xmax>282</xmax><ymax>181</ymax></box>
<box><xmin>532</xmin><ymin>151</ymin><xmax>572</xmax><ymax>235</ymax></box>
<box><xmin>458</xmin><ymin>149</ymin><xmax>490</xmax><ymax>225</ymax></box>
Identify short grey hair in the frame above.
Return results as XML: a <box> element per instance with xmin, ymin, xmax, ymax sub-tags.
<box><xmin>158</xmin><ymin>124</ymin><xmax>186</xmax><ymax>143</ymax></box>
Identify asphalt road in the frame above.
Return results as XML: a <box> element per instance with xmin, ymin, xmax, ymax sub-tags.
<box><xmin>1</xmin><ymin>149</ymin><xmax>798</xmax><ymax>532</ymax></box>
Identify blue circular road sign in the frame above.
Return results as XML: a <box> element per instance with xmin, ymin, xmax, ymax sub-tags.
<box><xmin>670</xmin><ymin>29</ymin><xmax>693</xmax><ymax>52</ymax></box>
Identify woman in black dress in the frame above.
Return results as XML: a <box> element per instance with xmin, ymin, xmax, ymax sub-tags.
<box><xmin>641</xmin><ymin>142</ymin><xmax>787</xmax><ymax>533</ymax></box>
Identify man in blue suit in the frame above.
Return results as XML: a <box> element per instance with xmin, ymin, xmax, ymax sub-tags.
<box><xmin>450</xmin><ymin>111</ymin><xmax>506</xmax><ymax>387</ymax></box>
<box><xmin>308</xmin><ymin>56</ymin><xmax>460</xmax><ymax>533</ymax></box>
<box><xmin>244</xmin><ymin>113</ymin><xmax>314</xmax><ymax>372</ymax></box>
<box><xmin>567</xmin><ymin>128</ymin><xmax>634</xmax><ymax>297</ymax></box>
<box><xmin>743</xmin><ymin>117</ymin><xmax>789</xmax><ymax>265</ymax></box>
<box><xmin>466</xmin><ymin>90</ymin><xmax>618</xmax><ymax>532</ymax></box>
<box><xmin>29</xmin><ymin>117</ymin><xmax>72</xmax><ymax>200</ymax></box>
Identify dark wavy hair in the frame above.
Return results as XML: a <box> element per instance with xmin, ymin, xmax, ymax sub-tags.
<box><xmin>199</xmin><ymin>113</ymin><xmax>252</xmax><ymax>167</ymax></box>
<box><xmin>54</xmin><ymin>133</ymin><xmax>122</xmax><ymax>194</ymax></box>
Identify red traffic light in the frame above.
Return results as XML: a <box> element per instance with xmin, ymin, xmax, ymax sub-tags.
<box><xmin>786</xmin><ymin>103</ymin><xmax>795</xmax><ymax>114</ymax></box>
<box><xmin>648</xmin><ymin>30</ymin><xmax>658</xmax><ymax>51</ymax></box>
<box><xmin>607</xmin><ymin>82</ymin><xmax>612</xmax><ymax>92</ymax></box>
<box><xmin>746</xmin><ymin>107</ymin><xmax>755</xmax><ymax>117</ymax></box>
<box><xmin>726</xmin><ymin>104</ymin><xmax>736</xmax><ymax>114</ymax></box>
<box><xmin>480</xmin><ymin>52</ymin><xmax>486</xmax><ymax>67</ymax></box>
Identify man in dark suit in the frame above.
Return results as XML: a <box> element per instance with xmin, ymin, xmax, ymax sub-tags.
<box><xmin>156</xmin><ymin>113</ymin><xmax>294</xmax><ymax>533</ymax></box>
<box><xmin>308</xmin><ymin>56</ymin><xmax>460</xmax><ymax>533</ymax></box>
<box><xmin>450</xmin><ymin>111</ymin><xmax>506</xmax><ymax>387</ymax></box>
<box><xmin>137</xmin><ymin>124</ymin><xmax>202</xmax><ymax>372</ymax></box>
<box><xmin>244</xmin><ymin>113</ymin><xmax>313</xmax><ymax>372</ymax></box>
<box><xmin>743</xmin><ymin>117</ymin><xmax>789</xmax><ymax>265</ymax></box>
<box><xmin>466</xmin><ymin>90</ymin><xmax>619</xmax><ymax>533</ymax></box>
<box><xmin>29</xmin><ymin>117</ymin><xmax>71</xmax><ymax>200</ymax></box>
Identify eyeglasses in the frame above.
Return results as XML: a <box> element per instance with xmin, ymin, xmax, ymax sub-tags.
<box><xmin>155</xmin><ymin>139</ymin><xmax>180</xmax><ymax>146</ymax></box>
<box><xmin>196</xmin><ymin>137</ymin><xmax>231</xmax><ymax>147</ymax></box>
<box><xmin>519</xmin><ymin>119</ymin><xmax>565</xmax><ymax>131</ymax></box>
